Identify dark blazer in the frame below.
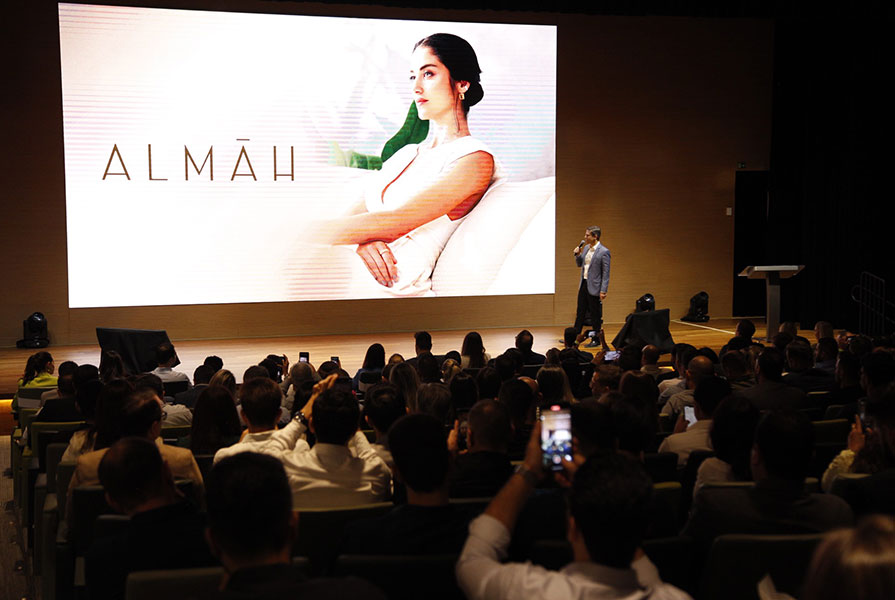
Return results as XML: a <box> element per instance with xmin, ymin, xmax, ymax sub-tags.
<box><xmin>575</xmin><ymin>243</ymin><xmax>611</xmax><ymax>296</ymax></box>
<box><xmin>174</xmin><ymin>383</ymin><xmax>208</xmax><ymax>409</ymax></box>
<box><xmin>734</xmin><ymin>380</ymin><xmax>806</xmax><ymax>411</ymax></box>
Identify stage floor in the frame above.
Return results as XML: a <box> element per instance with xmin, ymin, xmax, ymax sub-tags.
<box><xmin>0</xmin><ymin>318</ymin><xmax>760</xmax><ymax>395</ymax></box>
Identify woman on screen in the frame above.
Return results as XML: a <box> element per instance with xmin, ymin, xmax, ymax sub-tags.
<box><xmin>309</xmin><ymin>33</ymin><xmax>502</xmax><ymax>296</ymax></box>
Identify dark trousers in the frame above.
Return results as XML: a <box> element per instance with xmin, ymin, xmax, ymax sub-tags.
<box><xmin>574</xmin><ymin>279</ymin><xmax>602</xmax><ymax>331</ymax></box>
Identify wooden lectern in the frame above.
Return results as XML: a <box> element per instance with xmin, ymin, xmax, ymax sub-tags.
<box><xmin>738</xmin><ymin>265</ymin><xmax>805</xmax><ymax>341</ymax></box>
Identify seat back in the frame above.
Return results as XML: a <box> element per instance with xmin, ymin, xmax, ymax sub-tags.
<box><xmin>162</xmin><ymin>380</ymin><xmax>189</xmax><ymax>398</ymax></box>
<box><xmin>16</xmin><ymin>387</ymin><xmax>56</xmax><ymax>409</ymax></box>
<box><xmin>701</xmin><ymin>533</ymin><xmax>824</xmax><ymax>600</ymax></box>
<box><xmin>823</xmin><ymin>404</ymin><xmax>844</xmax><ymax>420</ymax></box>
<box><xmin>194</xmin><ymin>454</ymin><xmax>214</xmax><ymax>483</ymax></box>
<box><xmin>70</xmin><ymin>485</ymin><xmax>114</xmax><ymax>555</ymax></box>
<box><xmin>643</xmin><ymin>452</ymin><xmax>678</xmax><ymax>483</ymax></box>
<box><xmin>55</xmin><ymin>461</ymin><xmax>78</xmax><ymax>517</ymax></box>
<box><xmin>44</xmin><ymin>443</ymin><xmax>69</xmax><ymax>494</ymax></box>
<box><xmin>294</xmin><ymin>502</ymin><xmax>393</xmax><ymax>575</ymax></box>
<box><xmin>159</xmin><ymin>425</ymin><xmax>191</xmax><ymax>443</ymax></box>
<box><xmin>18</xmin><ymin>407</ymin><xmax>41</xmax><ymax>431</ymax></box>
<box><xmin>652</xmin><ymin>481</ymin><xmax>683</xmax><ymax>532</ymax></box>
<box><xmin>125</xmin><ymin>566</ymin><xmax>224</xmax><ymax>600</ymax></box>
<box><xmin>333</xmin><ymin>554</ymin><xmax>463</xmax><ymax>600</ymax></box>
<box><xmin>31</xmin><ymin>422</ymin><xmax>84</xmax><ymax>468</ymax></box>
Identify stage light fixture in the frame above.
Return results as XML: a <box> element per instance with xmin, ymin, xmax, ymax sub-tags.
<box><xmin>16</xmin><ymin>311</ymin><xmax>49</xmax><ymax>348</ymax></box>
<box><xmin>681</xmin><ymin>291</ymin><xmax>710</xmax><ymax>323</ymax></box>
<box><xmin>636</xmin><ymin>294</ymin><xmax>656</xmax><ymax>313</ymax></box>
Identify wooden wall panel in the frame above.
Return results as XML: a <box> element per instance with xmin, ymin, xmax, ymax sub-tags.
<box><xmin>1</xmin><ymin>3</ymin><xmax>772</xmax><ymax>345</ymax></box>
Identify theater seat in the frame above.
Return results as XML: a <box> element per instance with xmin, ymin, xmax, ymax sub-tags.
<box><xmin>333</xmin><ymin>554</ymin><xmax>463</xmax><ymax>600</ymax></box>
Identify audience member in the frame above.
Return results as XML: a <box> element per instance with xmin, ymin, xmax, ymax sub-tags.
<box><xmin>174</xmin><ymin>364</ymin><xmax>214</xmax><ymax>409</ymax></box>
<box><xmin>40</xmin><ymin>360</ymin><xmax>78</xmax><ymax>403</ymax></box>
<box><xmin>659</xmin><ymin>377</ymin><xmax>730</xmax><ymax>466</ymax></box>
<box><xmin>661</xmin><ymin>355</ymin><xmax>715</xmax><ymax>418</ymax></box>
<box><xmin>456</xmin><ymin>439</ymin><xmax>691</xmax><ymax>600</ymax></box>
<box><xmin>450</xmin><ymin>372</ymin><xmax>479</xmax><ymax>415</ymax></box>
<box><xmin>67</xmin><ymin>389</ymin><xmax>204</xmax><ymax>522</ymax></box>
<box><xmin>213</xmin><ymin>377</ymin><xmax>311</xmax><ymax>464</ymax></box>
<box><xmin>203</xmin><ymin>355</ymin><xmax>224</xmax><ymax>373</ymax></box>
<box><xmin>353</xmin><ymin>343</ymin><xmax>385</xmax><ymax>392</ymax></box>
<box><xmin>134</xmin><ymin>372</ymin><xmax>193</xmax><ymax>426</ymax></box>
<box><xmin>475</xmin><ymin>366</ymin><xmax>501</xmax><ymax>400</ymax></box>
<box><xmin>441</xmin><ymin>358</ymin><xmax>462</xmax><ymax>386</ymax></box>
<box><xmin>733</xmin><ymin>347</ymin><xmax>806</xmax><ymax>410</ymax></box>
<box><xmin>657</xmin><ymin>344</ymin><xmax>696</xmax><ymax>391</ymax></box>
<box><xmin>281</xmin><ymin>385</ymin><xmax>391</xmax><ymax>508</ymax></box>
<box><xmin>515</xmin><ymin>329</ymin><xmax>546</xmax><ymax>365</ymax></box>
<box><xmin>98</xmin><ymin>350</ymin><xmax>126</xmax><ymax>383</ymax></box>
<box><xmin>417</xmin><ymin>351</ymin><xmax>443</xmax><ymax>383</ymax></box>
<box><xmin>537</xmin><ymin>365</ymin><xmax>575</xmax><ymax>406</ymax></box>
<box><xmin>417</xmin><ymin>382</ymin><xmax>453</xmax><ymax>425</ymax></box>
<box><xmin>149</xmin><ymin>341</ymin><xmax>190</xmax><ymax>385</ymax></box>
<box><xmin>390</xmin><ymin>361</ymin><xmax>421</xmax><ymax>412</ymax></box>
<box><xmin>500</xmin><ymin>378</ymin><xmax>536</xmax><ymax>460</ymax></box>
<box><xmin>86</xmin><ymin>437</ymin><xmax>216</xmax><ymax>600</ymax></box>
<box><xmin>14</xmin><ymin>351</ymin><xmax>57</xmax><ymax>410</ymax></box>
<box><xmin>720</xmin><ymin>350</ymin><xmax>756</xmax><ymax>390</ymax></box>
<box><xmin>187</xmin><ymin>386</ymin><xmax>242</xmax><ymax>456</ymax></box>
<box><xmin>363</xmin><ymin>383</ymin><xmax>406</xmax><ymax>469</ymax></box>
<box><xmin>802</xmin><ymin>515</ymin><xmax>895</xmax><ymax>600</ymax></box>
<box><xmin>589</xmin><ymin>364</ymin><xmax>621</xmax><ymax>399</ymax></box>
<box><xmin>209</xmin><ymin>368</ymin><xmax>237</xmax><ymax>399</ymax></box>
<box><xmin>342</xmin><ymin>413</ymin><xmax>477</xmax><ymax>554</ymax></box>
<box><xmin>461</xmin><ymin>331</ymin><xmax>490</xmax><ymax>369</ymax></box>
<box><xmin>783</xmin><ymin>341</ymin><xmax>835</xmax><ymax>393</ymax></box>
<box><xmin>814</xmin><ymin>336</ymin><xmax>839</xmax><ymax>374</ymax></box>
<box><xmin>561</xmin><ymin>326</ymin><xmax>593</xmax><ymax>362</ymax></box>
<box><xmin>812</xmin><ymin>321</ymin><xmax>834</xmax><ymax>344</ymax></box>
<box><xmin>826</xmin><ymin>351</ymin><xmax>864</xmax><ymax>417</ymax></box>
<box><xmin>205</xmin><ymin>453</ymin><xmax>384</xmax><ymax>599</ymax></box>
<box><xmin>33</xmin><ymin>360</ymin><xmax>82</xmax><ymax>422</ymax></box>
<box><xmin>683</xmin><ymin>410</ymin><xmax>853</xmax><ymax>554</ymax></box>
<box><xmin>719</xmin><ymin>319</ymin><xmax>756</xmax><ymax>356</ymax></box>
<box><xmin>640</xmin><ymin>344</ymin><xmax>662</xmax><ymax>380</ymax></box>
<box><xmin>450</xmin><ymin>399</ymin><xmax>514</xmax><ymax>498</ymax></box>
<box><xmin>694</xmin><ymin>396</ymin><xmax>760</xmax><ymax>494</ymax></box>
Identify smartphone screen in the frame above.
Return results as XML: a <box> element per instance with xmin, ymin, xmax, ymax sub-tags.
<box><xmin>540</xmin><ymin>408</ymin><xmax>572</xmax><ymax>471</ymax></box>
<box><xmin>331</xmin><ymin>356</ymin><xmax>340</xmax><ymax>364</ymax></box>
<box><xmin>684</xmin><ymin>405</ymin><xmax>697</xmax><ymax>427</ymax></box>
<box><xmin>603</xmin><ymin>350</ymin><xmax>620</xmax><ymax>361</ymax></box>
<box><xmin>299</xmin><ymin>351</ymin><xmax>309</xmax><ymax>363</ymax></box>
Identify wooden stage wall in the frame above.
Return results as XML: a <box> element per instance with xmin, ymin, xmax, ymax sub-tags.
<box><xmin>1</xmin><ymin>3</ymin><xmax>772</xmax><ymax>347</ymax></box>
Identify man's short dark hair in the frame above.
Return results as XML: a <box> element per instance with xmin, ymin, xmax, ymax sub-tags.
<box><xmin>134</xmin><ymin>373</ymin><xmax>165</xmax><ymax>398</ymax></box>
<box><xmin>515</xmin><ymin>330</ymin><xmax>534</xmax><ymax>353</ymax></box>
<box><xmin>641</xmin><ymin>346</ymin><xmax>660</xmax><ymax>365</ymax></box>
<box><xmin>595</xmin><ymin>364</ymin><xmax>622</xmax><ymax>392</ymax></box>
<box><xmin>98</xmin><ymin>437</ymin><xmax>168</xmax><ymax>513</ymax></box>
<box><xmin>364</xmin><ymin>383</ymin><xmax>406</xmax><ymax>434</ymax></box>
<box><xmin>570</xmin><ymin>400</ymin><xmax>614</xmax><ymax>457</ymax></box>
<box><xmin>203</xmin><ymin>355</ymin><xmax>224</xmax><ymax>373</ymax></box>
<box><xmin>416</xmin><ymin>352</ymin><xmax>442</xmax><ymax>383</ymax></box>
<box><xmin>475</xmin><ymin>366</ymin><xmax>501</xmax><ymax>400</ymax></box>
<box><xmin>449</xmin><ymin>373</ymin><xmax>478</xmax><ymax>413</ymax></box>
<box><xmin>617</xmin><ymin>346</ymin><xmax>641</xmax><ymax>372</ymax></box>
<box><xmin>414</xmin><ymin>331</ymin><xmax>433</xmax><ymax>352</ymax></box>
<box><xmin>785</xmin><ymin>342</ymin><xmax>814</xmax><ymax>372</ymax></box>
<box><xmin>721</xmin><ymin>350</ymin><xmax>749</xmax><ymax>378</ymax></box>
<box><xmin>58</xmin><ymin>360</ymin><xmax>78</xmax><ymax>378</ymax></box>
<box><xmin>388</xmin><ymin>414</ymin><xmax>449</xmax><ymax>492</ymax></box>
<box><xmin>207</xmin><ymin>453</ymin><xmax>293</xmax><ymax>561</ymax></box>
<box><xmin>757</xmin><ymin>347</ymin><xmax>785</xmax><ymax>380</ymax></box>
<box><xmin>570</xmin><ymin>452</ymin><xmax>653</xmax><ymax>568</ymax></box>
<box><xmin>563</xmin><ymin>327</ymin><xmax>579</xmax><ymax>347</ymax></box>
<box><xmin>467</xmin><ymin>399</ymin><xmax>511</xmax><ymax>450</ymax></box>
<box><xmin>836</xmin><ymin>351</ymin><xmax>861</xmax><ymax>383</ymax></box>
<box><xmin>494</xmin><ymin>354</ymin><xmax>516</xmax><ymax>382</ymax></box>
<box><xmin>240</xmin><ymin>377</ymin><xmax>282</xmax><ymax>426</ymax></box>
<box><xmin>58</xmin><ymin>374</ymin><xmax>76</xmax><ymax>397</ymax></box>
<box><xmin>312</xmin><ymin>387</ymin><xmax>359</xmax><ymax>445</ymax></box>
<box><xmin>816</xmin><ymin>337</ymin><xmax>839</xmax><ymax>362</ymax></box>
<box><xmin>120</xmin><ymin>390</ymin><xmax>163</xmax><ymax>437</ymax></box>
<box><xmin>418</xmin><ymin>382</ymin><xmax>452</xmax><ymax>424</ymax></box>
<box><xmin>737</xmin><ymin>319</ymin><xmax>756</xmax><ymax>339</ymax></box>
<box><xmin>243</xmin><ymin>365</ymin><xmax>270</xmax><ymax>383</ymax></box>
<box><xmin>193</xmin><ymin>364</ymin><xmax>214</xmax><ymax>385</ymax></box>
<box><xmin>693</xmin><ymin>377</ymin><xmax>731</xmax><ymax>418</ymax></box>
<box><xmin>754</xmin><ymin>409</ymin><xmax>814</xmax><ymax>481</ymax></box>
<box><xmin>155</xmin><ymin>342</ymin><xmax>176</xmax><ymax>366</ymax></box>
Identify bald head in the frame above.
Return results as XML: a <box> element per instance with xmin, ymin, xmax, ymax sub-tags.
<box><xmin>686</xmin><ymin>356</ymin><xmax>716</xmax><ymax>388</ymax></box>
<box><xmin>641</xmin><ymin>345</ymin><xmax>660</xmax><ymax>366</ymax></box>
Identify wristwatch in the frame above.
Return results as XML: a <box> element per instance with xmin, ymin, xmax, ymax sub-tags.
<box><xmin>295</xmin><ymin>412</ymin><xmax>309</xmax><ymax>428</ymax></box>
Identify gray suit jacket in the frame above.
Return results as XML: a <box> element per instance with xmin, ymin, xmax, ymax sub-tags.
<box><xmin>575</xmin><ymin>243</ymin><xmax>611</xmax><ymax>296</ymax></box>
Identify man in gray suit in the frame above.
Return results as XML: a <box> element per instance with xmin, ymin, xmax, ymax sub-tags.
<box><xmin>573</xmin><ymin>225</ymin><xmax>611</xmax><ymax>345</ymax></box>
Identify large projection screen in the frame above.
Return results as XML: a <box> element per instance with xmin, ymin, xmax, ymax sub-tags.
<box><xmin>58</xmin><ymin>4</ymin><xmax>557</xmax><ymax>308</ymax></box>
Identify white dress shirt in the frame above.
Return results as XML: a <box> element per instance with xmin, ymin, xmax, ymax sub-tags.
<box><xmin>658</xmin><ymin>419</ymin><xmax>713</xmax><ymax>467</ymax></box>
<box><xmin>457</xmin><ymin>514</ymin><xmax>692</xmax><ymax>600</ymax></box>
<box><xmin>213</xmin><ymin>418</ymin><xmax>306</xmax><ymax>464</ymax></box>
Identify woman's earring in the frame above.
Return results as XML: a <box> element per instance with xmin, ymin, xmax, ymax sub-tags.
<box><xmin>459</xmin><ymin>90</ymin><xmax>465</xmax><ymax>101</ymax></box>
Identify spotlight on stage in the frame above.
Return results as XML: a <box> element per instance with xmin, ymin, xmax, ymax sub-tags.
<box><xmin>635</xmin><ymin>294</ymin><xmax>656</xmax><ymax>313</ymax></box>
<box><xmin>16</xmin><ymin>311</ymin><xmax>50</xmax><ymax>348</ymax></box>
<box><xmin>681</xmin><ymin>291</ymin><xmax>710</xmax><ymax>323</ymax></box>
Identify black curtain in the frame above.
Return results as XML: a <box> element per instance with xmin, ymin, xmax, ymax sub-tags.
<box><xmin>769</xmin><ymin>18</ymin><xmax>895</xmax><ymax>332</ymax></box>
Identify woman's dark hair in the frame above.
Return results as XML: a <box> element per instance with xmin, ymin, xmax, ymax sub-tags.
<box><xmin>461</xmin><ymin>331</ymin><xmax>487</xmax><ymax>368</ymax></box>
<box><xmin>475</xmin><ymin>366</ymin><xmax>501</xmax><ymax>400</ymax></box>
<box><xmin>417</xmin><ymin>352</ymin><xmax>442</xmax><ymax>383</ymax></box>
<box><xmin>93</xmin><ymin>378</ymin><xmax>135</xmax><ymax>450</ymax></box>
<box><xmin>417</xmin><ymin>382</ymin><xmax>453</xmax><ymax>425</ymax></box>
<box><xmin>191</xmin><ymin>386</ymin><xmax>242</xmax><ymax>455</ymax></box>
<box><xmin>449</xmin><ymin>372</ymin><xmax>478</xmax><ymax>413</ymax></box>
<box><xmin>362</xmin><ymin>343</ymin><xmax>386</xmax><ymax>370</ymax></box>
<box><xmin>618</xmin><ymin>370</ymin><xmax>660</xmax><ymax>438</ymax></box>
<box><xmin>22</xmin><ymin>351</ymin><xmax>53</xmax><ymax>385</ymax></box>
<box><xmin>414</xmin><ymin>33</ymin><xmax>483</xmax><ymax>113</ymax></box>
<box><xmin>99</xmin><ymin>350</ymin><xmax>126</xmax><ymax>382</ymax></box>
<box><xmin>710</xmin><ymin>396</ymin><xmax>760</xmax><ymax>480</ymax></box>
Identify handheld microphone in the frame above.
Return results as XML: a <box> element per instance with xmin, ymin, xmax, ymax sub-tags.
<box><xmin>577</xmin><ymin>239</ymin><xmax>586</xmax><ymax>248</ymax></box>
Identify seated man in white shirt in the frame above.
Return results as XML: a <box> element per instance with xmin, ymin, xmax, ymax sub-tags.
<box><xmin>281</xmin><ymin>384</ymin><xmax>391</xmax><ymax>508</ymax></box>
<box><xmin>659</xmin><ymin>377</ymin><xmax>731</xmax><ymax>467</ymax></box>
<box><xmin>213</xmin><ymin>377</ymin><xmax>313</xmax><ymax>464</ymax></box>
<box><xmin>456</xmin><ymin>427</ymin><xmax>692</xmax><ymax>600</ymax></box>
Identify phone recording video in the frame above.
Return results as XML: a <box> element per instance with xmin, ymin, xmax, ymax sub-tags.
<box><xmin>540</xmin><ymin>407</ymin><xmax>572</xmax><ymax>471</ymax></box>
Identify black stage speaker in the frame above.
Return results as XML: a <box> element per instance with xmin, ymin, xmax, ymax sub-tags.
<box><xmin>96</xmin><ymin>327</ymin><xmax>174</xmax><ymax>374</ymax></box>
<box><xmin>611</xmin><ymin>308</ymin><xmax>675</xmax><ymax>353</ymax></box>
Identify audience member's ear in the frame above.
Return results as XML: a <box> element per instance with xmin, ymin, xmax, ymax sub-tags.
<box><xmin>276</xmin><ymin>407</ymin><xmax>283</xmax><ymax>425</ymax></box>
<box><xmin>364</xmin><ymin>415</ymin><xmax>374</xmax><ymax>429</ymax></box>
<box><xmin>150</xmin><ymin>420</ymin><xmax>162</xmax><ymax>440</ymax></box>
<box><xmin>105</xmin><ymin>491</ymin><xmax>124</xmax><ymax>516</ymax></box>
